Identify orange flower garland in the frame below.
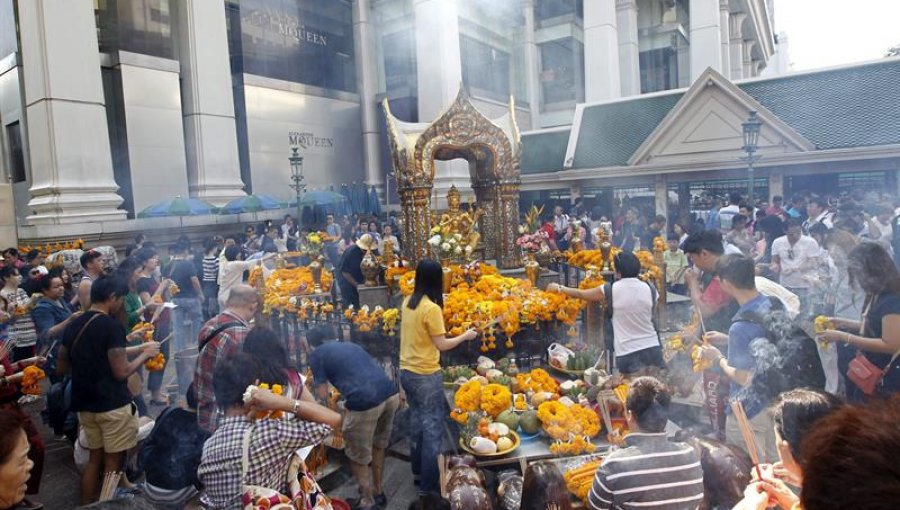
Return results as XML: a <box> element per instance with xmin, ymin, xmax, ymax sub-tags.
<box><xmin>21</xmin><ymin>366</ymin><xmax>45</xmax><ymax>395</ymax></box>
<box><xmin>262</xmin><ymin>266</ymin><xmax>334</xmax><ymax>313</ymax></box>
<box><xmin>454</xmin><ymin>380</ymin><xmax>482</xmax><ymax>412</ymax></box>
<box><xmin>479</xmin><ymin>383</ymin><xmax>512</xmax><ymax>418</ymax></box>
<box><xmin>515</xmin><ymin>368</ymin><xmax>559</xmax><ymax>394</ymax></box>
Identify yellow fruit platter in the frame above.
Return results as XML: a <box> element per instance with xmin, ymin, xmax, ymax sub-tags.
<box><xmin>459</xmin><ymin>429</ymin><xmax>521</xmax><ymax>458</ymax></box>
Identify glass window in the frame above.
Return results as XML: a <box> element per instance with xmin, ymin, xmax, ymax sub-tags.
<box><xmin>226</xmin><ymin>0</ymin><xmax>356</xmax><ymax>93</ymax></box>
<box><xmin>6</xmin><ymin>122</ymin><xmax>25</xmax><ymax>183</ymax></box>
<box><xmin>95</xmin><ymin>0</ymin><xmax>175</xmax><ymax>59</ymax></box>
<box><xmin>383</xmin><ymin>29</ymin><xmax>417</xmax><ymax>95</ymax></box>
<box><xmin>640</xmin><ymin>47</ymin><xmax>678</xmax><ymax>93</ymax></box>
<box><xmin>460</xmin><ymin>35</ymin><xmax>510</xmax><ymax>100</ymax></box>
<box><xmin>539</xmin><ymin>37</ymin><xmax>583</xmax><ymax>105</ymax></box>
<box><xmin>535</xmin><ymin>0</ymin><xmax>582</xmax><ymax>22</ymax></box>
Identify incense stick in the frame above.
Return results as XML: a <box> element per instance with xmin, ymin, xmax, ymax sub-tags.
<box><xmin>697</xmin><ymin>311</ymin><xmax>706</xmax><ymax>336</ymax></box>
<box><xmin>730</xmin><ymin>400</ymin><xmax>763</xmax><ymax>480</ymax></box>
<box><xmin>598</xmin><ymin>390</ymin><xmax>615</xmax><ymax>438</ymax></box>
<box><xmin>157</xmin><ymin>333</ymin><xmax>173</xmax><ymax>347</ymax></box>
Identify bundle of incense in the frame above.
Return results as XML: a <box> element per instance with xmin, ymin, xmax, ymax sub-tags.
<box><xmin>597</xmin><ymin>390</ymin><xmax>616</xmax><ymax>438</ymax></box>
<box><xmin>730</xmin><ymin>400</ymin><xmax>763</xmax><ymax>480</ymax></box>
<box><xmin>0</xmin><ymin>338</ymin><xmax>17</xmax><ymax>361</ymax></box>
<box><xmin>99</xmin><ymin>471</ymin><xmax>122</xmax><ymax>501</ymax></box>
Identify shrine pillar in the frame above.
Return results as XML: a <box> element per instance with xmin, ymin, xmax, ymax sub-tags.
<box><xmin>399</xmin><ymin>184</ymin><xmax>433</xmax><ymax>265</ymax></box>
<box><xmin>472</xmin><ymin>181</ymin><xmax>498</xmax><ymax>263</ymax></box>
<box><xmin>498</xmin><ymin>180</ymin><xmax>522</xmax><ymax>269</ymax></box>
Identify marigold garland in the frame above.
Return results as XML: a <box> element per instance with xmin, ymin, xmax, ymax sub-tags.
<box><xmin>515</xmin><ymin>368</ymin><xmax>559</xmax><ymax>394</ymax></box>
<box><xmin>479</xmin><ymin>383</ymin><xmax>512</xmax><ymax>418</ymax></box>
<box><xmin>262</xmin><ymin>266</ymin><xmax>334</xmax><ymax>313</ymax></box>
<box><xmin>21</xmin><ymin>366</ymin><xmax>45</xmax><ymax>395</ymax></box>
<box><xmin>454</xmin><ymin>379</ymin><xmax>482</xmax><ymax>412</ymax></box>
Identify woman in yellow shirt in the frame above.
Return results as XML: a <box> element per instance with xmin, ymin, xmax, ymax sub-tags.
<box><xmin>399</xmin><ymin>260</ymin><xmax>476</xmax><ymax>499</ymax></box>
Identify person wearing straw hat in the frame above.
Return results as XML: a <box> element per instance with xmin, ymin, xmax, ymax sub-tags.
<box><xmin>337</xmin><ymin>233</ymin><xmax>378</xmax><ymax>308</ymax></box>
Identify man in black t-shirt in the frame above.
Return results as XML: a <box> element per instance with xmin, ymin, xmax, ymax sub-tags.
<box><xmin>57</xmin><ymin>275</ymin><xmax>159</xmax><ymax>505</ymax></box>
<box><xmin>168</xmin><ymin>242</ymin><xmax>204</xmax><ymax>354</ymax></box>
<box><xmin>337</xmin><ymin>234</ymin><xmax>378</xmax><ymax>308</ymax></box>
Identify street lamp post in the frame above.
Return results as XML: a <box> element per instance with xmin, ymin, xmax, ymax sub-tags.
<box><xmin>288</xmin><ymin>147</ymin><xmax>305</xmax><ymax>223</ymax></box>
<box><xmin>741</xmin><ymin>111</ymin><xmax>762</xmax><ymax>207</ymax></box>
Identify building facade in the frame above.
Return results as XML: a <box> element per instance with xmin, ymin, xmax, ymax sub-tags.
<box><xmin>0</xmin><ymin>0</ymin><xmax>776</xmax><ymax>245</ymax></box>
<box><xmin>519</xmin><ymin>59</ymin><xmax>900</xmax><ymax>224</ymax></box>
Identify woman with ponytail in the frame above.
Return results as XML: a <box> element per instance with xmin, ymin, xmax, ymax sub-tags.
<box><xmin>586</xmin><ymin>377</ymin><xmax>704</xmax><ymax>510</ymax></box>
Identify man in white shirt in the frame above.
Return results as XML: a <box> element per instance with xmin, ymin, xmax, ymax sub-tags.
<box><xmin>717</xmin><ymin>192</ymin><xmax>742</xmax><ymax>232</ymax></box>
<box><xmin>802</xmin><ymin>197</ymin><xmax>833</xmax><ymax>234</ymax></box>
<box><xmin>553</xmin><ymin>205</ymin><xmax>570</xmax><ymax>250</ymax></box>
<box><xmin>770</xmin><ymin>218</ymin><xmax>821</xmax><ymax>317</ymax></box>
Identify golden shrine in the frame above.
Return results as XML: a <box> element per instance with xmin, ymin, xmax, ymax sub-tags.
<box><xmin>382</xmin><ymin>87</ymin><xmax>522</xmax><ymax>269</ymax></box>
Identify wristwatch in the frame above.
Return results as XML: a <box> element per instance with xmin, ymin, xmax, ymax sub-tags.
<box><xmin>291</xmin><ymin>399</ymin><xmax>301</xmax><ymax>415</ymax></box>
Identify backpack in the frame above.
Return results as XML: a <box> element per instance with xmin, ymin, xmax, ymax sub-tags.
<box><xmin>732</xmin><ymin>296</ymin><xmax>825</xmax><ymax>402</ymax></box>
<box><xmin>603</xmin><ymin>279</ymin><xmax>659</xmax><ymax>329</ymax></box>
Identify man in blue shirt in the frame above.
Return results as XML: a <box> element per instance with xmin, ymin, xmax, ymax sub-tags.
<box><xmin>307</xmin><ymin>326</ymin><xmax>399</xmax><ymax>510</ymax></box>
<box><xmin>699</xmin><ymin>254</ymin><xmax>778</xmax><ymax>462</ymax></box>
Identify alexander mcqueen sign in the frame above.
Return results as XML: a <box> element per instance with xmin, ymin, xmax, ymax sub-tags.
<box><xmin>243</xmin><ymin>8</ymin><xmax>328</xmax><ymax>47</ymax></box>
<box><xmin>289</xmin><ymin>131</ymin><xmax>334</xmax><ymax>151</ymax></box>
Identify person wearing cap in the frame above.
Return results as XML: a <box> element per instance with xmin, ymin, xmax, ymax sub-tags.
<box><xmin>337</xmin><ymin>234</ymin><xmax>378</xmax><ymax>308</ymax></box>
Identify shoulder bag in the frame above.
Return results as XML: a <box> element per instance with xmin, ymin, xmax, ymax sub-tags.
<box><xmin>847</xmin><ymin>297</ymin><xmax>900</xmax><ymax>395</ymax></box>
<box><xmin>240</xmin><ymin>424</ymin><xmax>333</xmax><ymax>510</ymax></box>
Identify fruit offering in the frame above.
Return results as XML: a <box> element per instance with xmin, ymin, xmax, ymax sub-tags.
<box><xmin>443</xmin><ymin>365</ymin><xmax>476</xmax><ymax>385</ymax></box>
<box><xmin>462</xmin><ymin>413</ymin><xmax>519</xmax><ymax>456</ymax></box>
<box><xmin>564</xmin><ymin>459</ymin><xmax>603</xmax><ymax>501</ymax></box>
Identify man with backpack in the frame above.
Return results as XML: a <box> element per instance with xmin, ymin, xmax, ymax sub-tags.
<box><xmin>193</xmin><ymin>284</ymin><xmax>257</xmax><ymax>433</ymax></box>
<box><xmin>699</xmin><ymin>254</ymin><xmax>824</xmax><ymax>461</ymax></box>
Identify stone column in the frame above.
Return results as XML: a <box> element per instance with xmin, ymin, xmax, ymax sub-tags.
<box><xmin>523</xmin><ymin>0</ymin><xmax>542</xmax><ymax>128</ymax></box>
<box><xmin>18</xmin><ymin>0</ymin><xmax>125</xmax><ymax>224</ymax></box>
<box><xmin>729</xmin><ymin>13</ymin><xmax>746</xmax><ymax>80</ymax></box>
<box><xmin>719</xmin><ymin>0</ymin><xmax>731</xmax><ymax>75</ymax></box>
<box><xmin>176</xmin><ymin>0</ymin><xmax>246</xmax><ymax>205</ymax></box>
<box><xmin>584</xmin><ymin>0</ymin><xmax>621</xmax><ymax>102</ymax></box>
<box><xmin>354</xmin><ymin>0</ymin><xmax>384</xmax><ymax>197</ymax></box>
<box><xmin>689</xmin><ymin>0</ymin><xmax>722</xmax><ymax>80</ymax></box>
<box><xmin>742</xmin><ymin>40</ymin><xmax>756</xmax><ymax>77</ymax></box>
<box><xmin>616</xmin><ymin>0</ymin><xmax>640</xmax><ymax>97</ymax></box>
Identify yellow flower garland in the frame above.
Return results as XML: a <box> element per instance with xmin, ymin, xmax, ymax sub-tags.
<box><xmin>454</xmin><ymin>380</ymin><xmax>482</xmax><ymax>412</ymax></box>
<box><xmin>479</xmin><ymin>383</ymin><xmax>512</xmax><ymax>418</ymax></box>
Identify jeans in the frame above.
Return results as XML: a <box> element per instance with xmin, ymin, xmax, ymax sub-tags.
<box><xmin>172</xmin><ymin>298</ymin><xmax>203</xmax><ymax>353</ymax></box>
<box><xmin>147</xmin><ymin>322</ymin><xmax>171</xmax><ymax>395</ymax></box>
<box><xmin>201</xmin><ymin>282</ymin><xmax>219</xmax><ymax>321</ymax></box>
<box><xmin>399</xmin><ymin>370</ymin><xmax>447</xmax><ymax>496</ymax></box>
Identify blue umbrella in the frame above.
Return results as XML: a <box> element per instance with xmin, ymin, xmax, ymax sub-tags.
<box><xmin>218</xmin><ymin>194</ymin><xmax>286</xmax><ymax>214</ymax></box>
<box><xmin>340</xmin><ymin>184</ymin><xmax>353</xmax><ymax>216</ymax></box>
<box><xmin>137</xmin><ymin>196</ymin><xmax>217</xmax><ymax>218</ymax></box>
<box><xmin>292</xmin><ymin>190</ymin><xmax>349</xmax><ymax>209</ymax></box>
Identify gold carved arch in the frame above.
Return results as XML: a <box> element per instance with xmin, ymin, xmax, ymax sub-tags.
<box><xmin>382</xmin><ymin>87</ymin><xmax>522</xmax><ymax>268</ymax></box>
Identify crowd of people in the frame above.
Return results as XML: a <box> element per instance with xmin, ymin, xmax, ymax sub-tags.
<box><xmin>0</xmin><ymin>186</ymin><xmax>899</xmax><ymax>510</ymax></box>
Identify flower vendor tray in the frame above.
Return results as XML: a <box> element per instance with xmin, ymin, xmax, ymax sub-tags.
<box><xmin>459</xmin><ymin>430</ymin><xmax>521</xmax><ymax>458</ymax></box>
